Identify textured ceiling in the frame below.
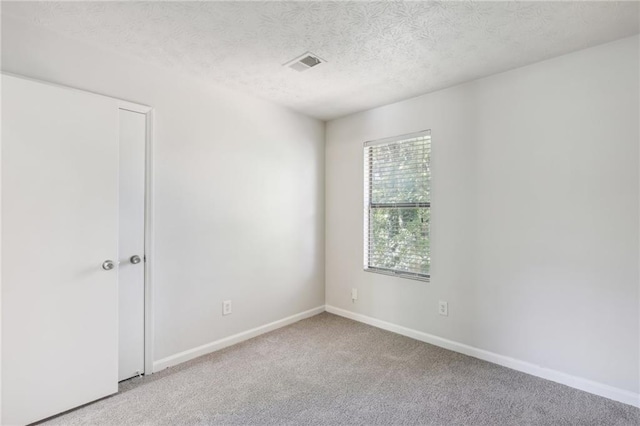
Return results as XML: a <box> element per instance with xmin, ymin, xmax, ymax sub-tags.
<box><xmin>2</xmin><ymin>1</ymin><xmax>639</xmax><ymax>120</ymax></box>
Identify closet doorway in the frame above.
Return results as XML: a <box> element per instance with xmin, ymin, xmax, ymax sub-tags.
<box><xmin>1</xmin><ymin>73</ymin><xmax>154</xmax><ymax>425</ymax></box>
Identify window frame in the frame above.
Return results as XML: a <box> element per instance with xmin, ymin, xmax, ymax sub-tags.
<box><xmin>363</xmin><ymin>130</ymin><xmax>431</xmax><ymax>282</ymax></box>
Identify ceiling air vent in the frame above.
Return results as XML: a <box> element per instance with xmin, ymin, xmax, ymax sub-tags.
<box><xmin>284</xmin><ymin>52</ymin><xmax>326</xmax><ymax>72</ymax></box>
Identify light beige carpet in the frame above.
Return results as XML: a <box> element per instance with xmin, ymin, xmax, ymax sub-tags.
<box><xmin>40</xmin><ymin>313</ymin><xmax>638</xmax><ymax>425</ymax></box>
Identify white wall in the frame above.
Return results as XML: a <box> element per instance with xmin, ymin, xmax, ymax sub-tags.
<box><xmin>1</xmin><ymin>15</ymin><xmax>325</xmax><ymax>363</ymax></box>
<box><xmin>326</xmin><ymin>36</ymin><xmax>639</xmax><ymax>395</ymax></box>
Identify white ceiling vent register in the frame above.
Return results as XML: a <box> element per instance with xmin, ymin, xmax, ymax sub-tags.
<box><xmin>284</xmin><ymin>52</ymin><xmax>326</xmax><ymax>72</ymax></box>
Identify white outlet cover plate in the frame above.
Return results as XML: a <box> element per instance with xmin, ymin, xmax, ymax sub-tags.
<box><xmin>223</xmin><ymin>300</ymin><xmax>232</xmax><ymax>315</ymax></box>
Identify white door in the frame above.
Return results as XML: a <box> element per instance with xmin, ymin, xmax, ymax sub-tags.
<box><xmin>118</xmin><ymin>109</ymin><xmax>146</xmax><ymax>381</ymax></box>
<box><xmin>2</xmin><ymin>75</ymin><xmax>120</xmax><ymax>425</ymax></box>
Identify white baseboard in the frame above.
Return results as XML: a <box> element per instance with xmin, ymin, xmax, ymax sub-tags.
<box><xmin>325</xmin><ymin>305</ymin><xmax>640</xmax><ymax>408</ymax></box>
<box><xmin>153</xmin><ymin>305</ymin><xmax>325</xmax><ymax>372</ymax></box>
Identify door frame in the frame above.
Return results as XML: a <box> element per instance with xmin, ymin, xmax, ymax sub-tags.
<box><xmin>117</xmin><ymin>101</ymin><xmax>154</xmax><ymax>376</ymax></box>
<box><xmin>2</xmin><ymin>72</ymin><xmax>156</xmax><ymax>377</ymax></box>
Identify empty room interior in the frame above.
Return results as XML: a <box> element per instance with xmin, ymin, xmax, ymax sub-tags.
<box><xmin>1</xmin><ymin>1</ymin><xmax>640</xmax><ymax>425</ymax></box>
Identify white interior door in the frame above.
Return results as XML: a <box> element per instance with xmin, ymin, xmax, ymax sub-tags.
<box><xmin>1</xmin><ymin>75</ymin><xmax>120</xmax><ymax>425</ymax></box>
<box><xmin>118</xmin><ymin>109</ymin><xmax>146</xmax><ymax>381</ymax></box>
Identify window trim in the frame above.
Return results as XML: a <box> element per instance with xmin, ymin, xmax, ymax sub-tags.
<box><xmin>363</xmin><ymin>130</ymin><xmax>431</xmax><ymax>282</ymax></box>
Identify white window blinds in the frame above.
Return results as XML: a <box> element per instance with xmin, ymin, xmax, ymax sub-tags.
<box><xmin>364</xmin><ymin>130</ymin><xmax>431</xmax><ymax>281</ymax></box>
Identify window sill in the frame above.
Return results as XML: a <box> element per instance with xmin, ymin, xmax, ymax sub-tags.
<box><xmin>364</xmin><ymin>267</ymin><xmax>430</xmax><ymax>283</ymax></box>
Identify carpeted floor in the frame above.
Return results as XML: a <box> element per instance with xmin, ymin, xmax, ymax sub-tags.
<box><xmin>41</xmin><ymin>313</ymin><xmax>639</xmax><ymax>425</ymax></box>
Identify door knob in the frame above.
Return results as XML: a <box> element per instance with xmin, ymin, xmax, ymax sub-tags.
<box><xmin>130</xmin><ymin>255</ymin><xmax>142</xmax><ymax>265</ymax></box>
<box><xmin>102</xmin><ymin>260</ymin><xmax>115</xmax><ymax>271</ymax></box>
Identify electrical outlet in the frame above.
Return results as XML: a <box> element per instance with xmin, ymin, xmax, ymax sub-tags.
<box><xmin>222</xmin><ymin>300</ymin><xmax>232</xmax><ymax>316</ymax></box>
<box><xmin>438</xmin><ymin>301</ymin><xmax>448</xmax><ymax>316</ymax></box>
<box><xmin>351</xmin><ymin>288</ymin><xmax>358</xmax><ymax>302</ymax></box>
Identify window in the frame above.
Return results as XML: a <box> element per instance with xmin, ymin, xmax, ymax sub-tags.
<box><xmin>364</xmin><ymin>130</ymin><xmax>431</xmax><ymax>281</ymax></box>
